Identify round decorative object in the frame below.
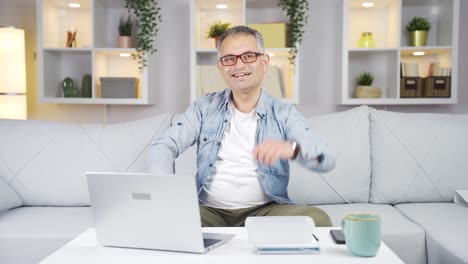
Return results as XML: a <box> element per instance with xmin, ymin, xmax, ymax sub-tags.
<box><xmin>354</xmin><ymin>85</ymin><xmax>382</xmax><ymax>98</ymax></box>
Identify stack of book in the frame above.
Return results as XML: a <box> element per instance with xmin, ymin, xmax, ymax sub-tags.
<box><xmin>401</xmin><ymin>62</ymin><xmax>451</xmax><ymax>78</ymax></box>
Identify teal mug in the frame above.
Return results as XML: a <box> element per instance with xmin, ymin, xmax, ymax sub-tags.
<box><xmin>341</xmin><ymin>213</ymin><xmax>381</xmax><ymax>257</ymax></box>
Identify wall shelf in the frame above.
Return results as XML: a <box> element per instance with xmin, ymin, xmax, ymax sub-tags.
<box><xmin>341</xmin><ymin>0</ymin><xmax>459</xmax><ymax>105</ymax></box>
<box><xmin>37</xmin><ymin>0</ymin><xmax>154</xmax><ymax>105</ymax></box>
<box><xmin>190</xmin><ymin>0</ymin><xmax>299</xmax><ymax>103</ymax></box>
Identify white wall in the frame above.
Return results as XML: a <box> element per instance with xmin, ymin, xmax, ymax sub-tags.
<box><xmin>1</xmin><ymin>0</ymin><xmax>467</xmax><ymax>124</ymax></box>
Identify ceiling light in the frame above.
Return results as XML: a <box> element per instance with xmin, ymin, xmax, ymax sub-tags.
<box><xmin>216</xmin><ymin>4</ymin><xmax>228</xmax><ymax>9</ymax></box>
<box><xmin>68</xmin><ymin>3</ymin><xmax>81</xmax><ymax>8</ymax></box>
<box><xmin>412</xmin><ymin>51</ymin><xmax>425</xmax><ymax>56</ymax></box>
<box><xmin>120</xmin><ymin>53</ymin><xmax>131</xmax><ymax>57</ymax></box>
<box><xmin>362</xmin><ymin>2</ymin><xmax>374</xmax><ymax>8</ymax></box>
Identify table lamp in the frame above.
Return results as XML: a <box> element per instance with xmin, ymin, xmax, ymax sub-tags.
<box><xmin>0</xmin><ymin>26</ymin><xmax>27</xmax><ymax>120</ymax></box>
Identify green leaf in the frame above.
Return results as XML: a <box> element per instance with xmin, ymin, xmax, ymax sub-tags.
<box><xmin>125</xmin><ymin>0</ymin><xmax>162</xmax><ymax>71</ymax></box>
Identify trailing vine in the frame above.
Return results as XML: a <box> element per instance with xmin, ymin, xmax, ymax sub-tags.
<box><xmin>124</xmin><ymin>0</ymin><xmax>162</xmax><ymax>69</ymax></box>
<box><xmin>278</xmin><ymin>0</ymin><xmax>309</xmax><ymax>64</ymax></box>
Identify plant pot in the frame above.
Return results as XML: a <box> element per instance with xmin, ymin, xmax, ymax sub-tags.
<box><xmin>118</xmin><ymin>36</ymin><xmax>132</xmax><ymax>48</ymax></box>
<box><xmin>354</xmin><ymin>85</ymin><xmax>382</xmax><ymax>98</ymax></box>
<box><xmin>410</xmin><ymin>30</ymin><xmax>428</xmax><ymax>47</ymax></box>
<box><xmin>214</xmin><ymin>37</ymin><xmax>220</xmax><ymax>48</ymax></box>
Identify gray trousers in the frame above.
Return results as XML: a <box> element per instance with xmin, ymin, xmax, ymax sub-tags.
<box><xmin>200</xmin><ymin>202</ymin><xmax>333</xmax><ymax>227</ymax></box>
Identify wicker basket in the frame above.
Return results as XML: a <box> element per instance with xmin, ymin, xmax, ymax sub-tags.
<box><xmin>354</xmin><ymin>85</ymin><xmax>382</xmax><ymax>98</ymax></box>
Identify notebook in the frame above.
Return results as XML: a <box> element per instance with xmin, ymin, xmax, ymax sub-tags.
<box><xmin>86</xmin><ymin>172</ymin><xmax>235</xmax><ymax>253</ymax></box>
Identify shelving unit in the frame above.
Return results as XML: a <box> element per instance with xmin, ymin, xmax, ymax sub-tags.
<box><xmin>37</xmin><ymin>0</ymin><xmax>154</xmax><ymax>105</ymax></box>
<box><xmin>341</xmin><ymin>0</ymin><xmax>459</xmax><ymax>105</ymax></box>
<box><xmin>190</xmin><ymin>0</ymin><xmax>299</xmax><ymax>103</ymax></box>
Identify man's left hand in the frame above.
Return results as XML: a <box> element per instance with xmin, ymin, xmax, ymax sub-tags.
<box><xmin>253</xmin><ymin>140</ymin><xmax>294</xmax><ymax>166</ymax></box>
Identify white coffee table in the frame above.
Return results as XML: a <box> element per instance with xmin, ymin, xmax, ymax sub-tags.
<box><xmin>40</xmin><ymin>227</ymin><xmax>403</xmax><ymax>264</ymax></box>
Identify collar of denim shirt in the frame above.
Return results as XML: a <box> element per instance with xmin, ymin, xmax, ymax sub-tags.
<box><xmin>221</xmin><ymin>88</ymin><xmax>268</xmax><ymax>120</ymax></box>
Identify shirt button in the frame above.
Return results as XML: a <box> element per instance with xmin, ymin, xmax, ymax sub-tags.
<box><xmin>209</xmin><ymin>164</ymin><xmax>213</xmax><ymax>167</ymax></box>
<box><xmin>177</xmin><ymin>122</ymin><xmax>182</xmax><ymax>126</ymax></box>
<box><xmin>224</xmin><ymin>119</ymin><xmax>227</xmax><ymax>123</ymax></box>
<box><xmin>203</xmin><ymin>138</ymin><xmax>207</xmax><ymax>142</ymax></box>
<box><xmin>217</xmin><ymin>142</ymin><xmax>221</xmax><ymax>146</ymax></box>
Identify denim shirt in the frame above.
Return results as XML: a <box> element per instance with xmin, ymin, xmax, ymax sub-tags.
<box><xmin>148</xmin><ymin>89</ymin><xmax>335</xmax><ymax>204</ymax></box>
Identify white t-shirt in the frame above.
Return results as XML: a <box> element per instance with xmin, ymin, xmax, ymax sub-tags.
<box><xmin>199</xmin><ymin>104</ymin><xmax>272</xmax><ymax>209</ymax></box>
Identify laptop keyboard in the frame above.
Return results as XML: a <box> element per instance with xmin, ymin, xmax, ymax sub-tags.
<box><xmin>203</xmin><ymin>238</ymin><xmax>221</xmax><ymax>248</ymax></box>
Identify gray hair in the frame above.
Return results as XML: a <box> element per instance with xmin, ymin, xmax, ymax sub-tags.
<box><xmin>216</xmin><ymin>26</ymin><xmax>265</xmax><ymax>58</ymax></box>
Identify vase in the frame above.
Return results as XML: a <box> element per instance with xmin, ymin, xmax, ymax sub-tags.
<box><xmin>410</xmin><ymin>30</ymin><xmax>428</xmax><ymax>47</ymax></box>
<box><xmin>214</xmin><ymin>37</ymin><xmax>220</xmax><ymax>48</ymax></box>
<box><xmin>82</xmin><ymin>74</ymin><xmax>92</xmax><ymax>98</ymax></box>
<box><xmin>358</xmin><ymin>32</ymin><xmax>375</xmax><ymax>48</ymax></box>
<box><xmin>118</xmin><ymin>36</ymin><xmax>132</xmax><ymax>48</ymax></box>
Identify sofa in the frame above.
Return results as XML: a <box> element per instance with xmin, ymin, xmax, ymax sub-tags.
<box><xmin>0</xmin><ymin>106</ymin><xmax>467</xmax><ymax>264</ymax></box>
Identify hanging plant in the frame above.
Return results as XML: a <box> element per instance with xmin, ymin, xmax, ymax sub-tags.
<box><xmin>124</xmin><ymin>0</ymin><xmax>162</xmax><ymax>69</ymax></box>
<box><xmin>278</xmin><ymin>0</ymin><xmax>309</xmax><ymax>64</ymax></box>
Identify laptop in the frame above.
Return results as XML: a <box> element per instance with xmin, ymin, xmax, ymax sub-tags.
<box><xmin>86</xmin><ymin>172</ymin><xmax>235</xmax><ymax>253</ymax></box>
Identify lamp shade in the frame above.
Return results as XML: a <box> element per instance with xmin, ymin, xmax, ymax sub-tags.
<box><xmin>0</xmin><ymin>27</ymin><xmax>27</xmax><ymax>119</ymax></box>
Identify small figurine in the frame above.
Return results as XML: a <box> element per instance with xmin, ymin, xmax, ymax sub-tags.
<box><xmin>62</xmin><ymin>77</ymin><xmax>80</xmax><ymax>97</ymax></box>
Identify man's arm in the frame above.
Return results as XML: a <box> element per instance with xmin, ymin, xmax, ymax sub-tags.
<box><xmin>147</xmin><ymin>100</ymin><xmax>202</xmax><ymax>173</ymax></box>
<box><xmin>285</xmin><ymin>106</ymin><xmax>335</xmax><ymax>172</ymax></box>
<box><xmin>253</xmin><ymin>106</ymin><xmax>335</xmax><ymax>172</ymax></box>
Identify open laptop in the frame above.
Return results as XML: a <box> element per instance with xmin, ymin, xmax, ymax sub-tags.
<box><xmin>86</xmin><ymin>172</ymin><xmax>235</xmax><ymax>253</ymax></box>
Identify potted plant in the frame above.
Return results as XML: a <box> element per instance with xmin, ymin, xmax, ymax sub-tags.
<box><xmin>406</xmin><ymin>16</ymin><xmax>431</xmax><ymax>47</ymax></box>
<box><xmin>118</xmin><ymin>15</ymin><xmax>133</xmax><ymax>48</ymax></box>
<box><xmin>125</xmin><ymin>0</ymin><xmax>162</xmax><ymax>69</ymax></box>
<box><xmin>354</xmin><ymin>72</ymin><xmax>382</xmax><ymax>98</ymax></box>
<box><xmin>207</xmin><ymin>21</ymin><xmax>231</xmax><ymax>48</ymax></box>
<box><xmin>278</xmin><ymin>0</ymin><xmax>309</xmax><ymax>64</ymax></box>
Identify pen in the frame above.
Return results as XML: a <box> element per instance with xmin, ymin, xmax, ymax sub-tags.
<box><xmin>313</xmin><ymin>234</ymin><xmax>319</xmax><ymax>242</ymax></box>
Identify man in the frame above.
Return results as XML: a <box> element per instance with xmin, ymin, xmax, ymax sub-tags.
<box><xmin>148</xmin><ymin>26</ymin><xmax>335</xmax><ymax>227</ymax></box>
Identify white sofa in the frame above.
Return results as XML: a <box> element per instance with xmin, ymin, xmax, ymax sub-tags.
<box><xmin>1</xmin><ymin>106</ymin><xmax>467</xmax><ymax>264</ymax></box>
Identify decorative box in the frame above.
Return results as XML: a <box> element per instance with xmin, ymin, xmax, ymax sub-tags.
<box><xmin>247</xmin><ymin>23</ymin><xmax>287</xmax><ymax>48</ymax></box>
<box><xmin>423</xmin><ymin>76</ymin><xmax>451</xmax><ymax>98</ymax></box>
<box><xmin>400</xmin><ymin>77</ymin><xmax>423</xmax><ymax>98</ymax></box>
<box><xmin>100</xmin><ymin>77</ymin><xmax>138</xmax><ymax>98</ymax></box>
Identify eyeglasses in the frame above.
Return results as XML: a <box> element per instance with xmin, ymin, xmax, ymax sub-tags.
<box><xmin>219</xmin><ymin>52</ymin><xmax>263</xmax><ymax>66</ymax></box>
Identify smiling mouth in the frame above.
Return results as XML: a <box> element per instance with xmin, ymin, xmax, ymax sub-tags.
<box><xmin>232</xmin><ymin>73</ymin><xmax>251</xmax><ymax>78</ymax></box>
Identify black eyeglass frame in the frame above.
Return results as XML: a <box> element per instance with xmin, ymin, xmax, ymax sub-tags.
<box><xmin>219</xmin><ymin>52</ymin><xmax>264</xmax><ymax>66</ymax></box>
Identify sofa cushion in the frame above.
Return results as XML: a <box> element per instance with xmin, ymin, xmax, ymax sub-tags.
<box><xmin>0</xmin><ymin>114</ymin><xmax>171</xmax><ymax>206</ymax></box>
<box><xmin>0</xmin><ymin>177</ymin><xmax>22</xmax><ymax>214</ymax></box>
<box><xmin>317</xmin><ymin>203</ymin><xmax>426</xmax><ymax>264</ymax></box>
<box><xmin>369</xmin><ymin>109</ymin><xmax>468</xmax><ymax>203</ymax></box>
<box><xmin>81</xmin><ymin>114</ymin><xmax>172</xmax><ymax>173</ymax></box>
<box><xmin>289</xmin><ymin>106</ymin><xmax>371</xmax><ymax>204</ymax></box>
<box><xmin>0</xmin><ymin>206</ymin><xmax>93</xmax><ymax>264</ymax></box>
<box><xmin>395</xmin><ymin>203</ymin><xmax>468</xmax><ymax>264</ymax></box>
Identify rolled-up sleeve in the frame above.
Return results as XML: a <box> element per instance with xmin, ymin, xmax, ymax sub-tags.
<box><xmin>285</xmin><ymin>107</ymin><xmax>336</xmax><ymax>172</ymax></box>
<box><xmin>147</xmin><ymin>100</ymin><xmax>202</xmax><ymax>173</ymax></box>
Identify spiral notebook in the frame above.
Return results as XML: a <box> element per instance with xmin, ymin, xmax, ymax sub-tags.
<box><xmin>255</xmin><ymin>242</ymin><xmax>320</xmax><ymax>254</ymax></box>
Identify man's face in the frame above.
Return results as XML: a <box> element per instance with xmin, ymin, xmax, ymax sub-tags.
<box><xmin>217</xmin><ymin>34</ymin><xmax>269</xmax><ymax>95</ymax></box>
